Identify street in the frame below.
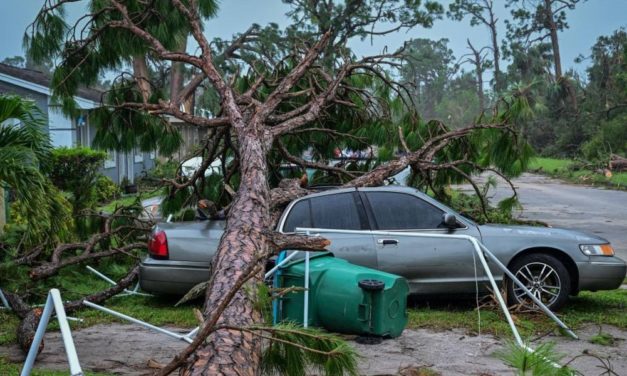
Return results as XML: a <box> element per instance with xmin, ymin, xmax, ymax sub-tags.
<box><xmin>461</xmin><ymin>173</ymin><xmax>627</xmax><ymax>261</ymax></box>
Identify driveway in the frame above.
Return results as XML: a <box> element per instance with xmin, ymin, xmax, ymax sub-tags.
<box><xmin>2</xmin><ymin>323</ymin><xmax>625</xmax><ymax>375</ymax></box>
<box><xmin>460</xmin><ymin>173</ymin><xmax>627</xmax><ymax>261</ymax></box>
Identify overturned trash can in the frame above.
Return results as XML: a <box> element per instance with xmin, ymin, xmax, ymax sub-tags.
<box><xmin>274</xmin><ymin>252</ymin><xmax>408</xmax><ymax>338</ymax></box>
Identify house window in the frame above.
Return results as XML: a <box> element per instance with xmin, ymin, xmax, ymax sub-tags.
<box><xmin>104</xmin><ymin>150</ymin><xmax>116</xmax><ymax>169</ymax></box>
<box><xmin>133</xmin><ymin>148</ymin><xmax>144</xmax><ymax>163</ymax></box>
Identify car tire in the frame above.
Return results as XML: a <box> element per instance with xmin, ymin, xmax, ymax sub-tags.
<box><xmin>506</xmin><ymin>253</ymin><xmax>571</xmax><ymax>311</ymax></box>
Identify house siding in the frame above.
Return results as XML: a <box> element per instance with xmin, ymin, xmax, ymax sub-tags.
<box><xmin>1</xmin><ymin>77</ymin><xmax>156</xmax><ymax>186</ymax></box>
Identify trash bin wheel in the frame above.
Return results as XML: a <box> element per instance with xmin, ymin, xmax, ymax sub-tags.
<box><xmin>358</xmin><ymin>279</ymin><xmax>385</xmax><ymax>291</ymax></box>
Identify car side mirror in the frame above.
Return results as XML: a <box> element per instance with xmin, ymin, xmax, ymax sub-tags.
<box><xmin>442</xmin><ymin>213</ymin><xmax>457</xmax><ymax>229</ymax></box>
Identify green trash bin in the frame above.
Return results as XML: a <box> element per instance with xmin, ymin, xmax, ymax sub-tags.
<box><xmin>275</xmin><ymin>252</ymin><xmax>408</xmax><ymax>338</ymax></box>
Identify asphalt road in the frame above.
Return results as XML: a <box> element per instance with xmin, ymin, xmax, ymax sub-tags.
<box><xmin>461</xmin><ymin>173</ymin><xmax>627</xmax><ymax>261</ymax></box>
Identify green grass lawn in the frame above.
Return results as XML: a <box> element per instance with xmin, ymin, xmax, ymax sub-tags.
<box><xmin>98</xmin><ymin>189</ymin><xmax>162</xmax><ymax>213</ymax></box>
<box><xmin>407</xmin><ymin>288</ymin><xmax>627</xmax><ymax>340</ymax></box>
<box><xmin>528</xmin><ymin>157</ymin><xmax>627</xmax><ymax>189</ymax></box>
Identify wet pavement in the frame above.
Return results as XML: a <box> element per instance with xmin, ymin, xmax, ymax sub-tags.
<box><xmin>459</xmin><ymin>173</ymin><xmax>627</xmax><ymax>261</ymax></box>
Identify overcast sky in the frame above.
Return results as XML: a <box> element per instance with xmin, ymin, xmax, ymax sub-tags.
<box><xmin>1</xmin><ymin>0</ymin><xmax>626</xmax><ymax>79</ymax></box>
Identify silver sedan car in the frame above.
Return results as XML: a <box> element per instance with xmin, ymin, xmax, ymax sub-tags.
<box><xmin>140</xmin><ymin>186</ymin><xmax>626</xmax><ymax>310</ymax></box>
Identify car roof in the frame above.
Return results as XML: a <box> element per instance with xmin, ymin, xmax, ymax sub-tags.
<box><xmin>296</xmin><ymin>185</ymin><xmax>424</xmax><ymax>200</ymax></box>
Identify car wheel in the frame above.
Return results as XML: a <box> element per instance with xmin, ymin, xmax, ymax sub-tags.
<box><xmin>507</xmin><ymin>253</ymin><xmax>571</xmax><ymax>311</ymax></box>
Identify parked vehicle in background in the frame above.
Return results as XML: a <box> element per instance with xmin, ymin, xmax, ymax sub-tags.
<box><xmin>139</xmin><ymin>186</ymin><xmax>626</xmax><ymax>310</ymax></box>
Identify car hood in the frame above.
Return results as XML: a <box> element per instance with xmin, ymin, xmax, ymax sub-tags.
<box><xmin>478</xmin><ymin>224</ymin><xmax>609</xmax><ymax>244</ymax></box>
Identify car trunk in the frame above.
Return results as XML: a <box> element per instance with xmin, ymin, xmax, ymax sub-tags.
<box><xmin>155</xmin><ymin>220</ymin><xmax>225</xmax><ymax>263</ymax></box>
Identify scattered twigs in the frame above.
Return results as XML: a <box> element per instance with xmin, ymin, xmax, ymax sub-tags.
<box><xmin>451</xmin><ymin>166</ymin><xmax>489</xmax><ymax>221</ymax></box>
<box><xmin>30</xmin><ymin>242</ymin><xmax>145</xmax><ymax>281</ymax></box>
<box><xmin>26</xmin><ymin>206</ymin><xmax>150</xmax><ymax>280</ymax></box>
<box><xmin>14</xmin><ymin>244</ymin><xmax>46</xmax><ymax>266</ymax></box>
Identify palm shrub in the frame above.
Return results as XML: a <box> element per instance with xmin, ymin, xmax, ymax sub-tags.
<box><xmin>49</xmin><ymin>147</ymin><xmax>107</xmax><ymax>213</ymax></box>
<box><xmin>0</xmin><ymin>94</ymin><xmax>73</xmax><ymax>248</ymax></box>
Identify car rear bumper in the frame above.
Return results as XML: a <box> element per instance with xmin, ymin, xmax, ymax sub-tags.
<box><xmin>139</xmin><ymin>257</ymin><xmax>210</xmax><ymax>295</ymax></box>
<box><xmin>577</xmin><ymin>256</ymin><xmax>626</xmax><ymax>292</ymax></box>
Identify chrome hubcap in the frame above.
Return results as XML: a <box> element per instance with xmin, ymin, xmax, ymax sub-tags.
<box><xmin>513</xmin><ymin>262</ymin><xmax>561</xmax><ymax>307</ymax></box>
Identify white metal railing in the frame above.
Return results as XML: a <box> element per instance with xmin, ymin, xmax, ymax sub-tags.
<box><xmin>264</xmin><ymin>248</ymin><xmax>312</xmax><ymax>328</ymax></box>
<box><xmin>85</xmin><ymin>266</ymin><xmax>152</xmax><ymax>297</ymax></box>
<box><xmin>82</xmin><ymin>300</ymin><xmax>195</xmax><ymax>343</ymax></box>
<box><xmin>294</xmin><ymin>227</ymin><xmax>578</xmax><ymax>346</ymax></box>
<box><xmin>21</xmin><ymin>289</ymin><xmax>83</xmax><ymax>376</ymax></box>
<box><xmin>0</xmin><ymin>288</ymin><xmax>11</xmax><ymax>310</ymax></box>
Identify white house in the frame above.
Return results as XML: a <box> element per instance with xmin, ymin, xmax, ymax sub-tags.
<box><xmin>0</xmin><ymin>62</ymin><xmax>155</xmax><ymax>184</ymax></box>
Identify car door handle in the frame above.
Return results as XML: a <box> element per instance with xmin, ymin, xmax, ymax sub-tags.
<box><xmin>377</xmin><ymin>239</ymin><xmax>399</xmax><ymax>245</ymax></box>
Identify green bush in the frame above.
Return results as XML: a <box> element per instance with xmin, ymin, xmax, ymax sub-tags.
<box><xmin>95</xmin><ymin>175</ymin><xmax>120</xmax><ymax>202</ymax></box>
<box><xmin>49</xmin><ymin>147</ymin><xmax>107</xmax><ymax>214</ymax></box>
<box><xmin>581</xmin><ymin>115</ymin><xmax>627</xmax><ymax>161</ymax></box>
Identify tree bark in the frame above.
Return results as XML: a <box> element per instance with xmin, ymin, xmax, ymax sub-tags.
<box><xmin>184</xmin><ymin>125</ymin><xmax>269</xmax><ymax>375</ymax></box>
<box><xmin>487</xmin><ymin>2</ymin><xmax>502</xmax><ymax>92</ymax></box>
<box><xmin>467</xmin><ymin>39</ymin><xmax>485</xmax><ymax>109</ymax></box>
<box><xmin>544</xmin><ymin>0</ymin><xmax>578</xmax><ymax>110</ymax></box>
<box><xmin>609</xmin><ymin>154</ymin><xmax>627</xmax><ymax>172</ymax></box>
<box><xmin>170</xmin><ymin>37</ymin><xmax>188</xmax><ymax>107</ymax></box>
<box><xmin>132</xmin><ymin>55</ymin><xmax>152</xmax><ymax>103</ymax></box>
<box><xmin>544</xmin><ymin>0</ymin><xmax>562</xmax><ymax>80</ymax></box>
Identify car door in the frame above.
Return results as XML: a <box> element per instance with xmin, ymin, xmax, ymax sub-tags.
<box><xmin>281</xmin><ymin>192</ymin><xmax>378</xmax><ymax>268</ymax></box>
<box><xmin>361</xmin><ymin>190</ymin><xmax>483</xmax><ymax>294</ymax></box>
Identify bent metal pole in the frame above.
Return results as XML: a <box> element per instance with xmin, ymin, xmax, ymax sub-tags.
<box><xmin>478</xmin><ymin>244</ymin><xmax>578</xmax><ymax>339</ymax></box>
<box><xmin>295</xmin><ymin>227</ymin><xmax>577</xmax><ymax>343</ymax></box>
<box><xmin>82</xmin><ymin>300</ymin><xmax>193</xmax><ymax>343</ymax></box>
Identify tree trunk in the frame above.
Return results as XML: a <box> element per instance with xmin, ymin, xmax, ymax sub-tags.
<box><xmin>544</xmin><ymin>0</ymin><xmax>578</xmax><ymax>110</ymax></box>
<box><xmin>184</xmin><ymin>125</ymin><xmax>268</xmax><ymax>375</ymax></box>
<box><xmin>132</xmin><ymin>55</ymin><xmax>152</xmax><ymax>103</ymax></box>
<box><xmin>170</xmin><ymin>37</ymin><xmax>188</xmax><ymax>105</ymax></box>
<box><xmin>467</xmin><ymin>39</ymin><xmax>485</xmax><ymax>110</ymax></box>
<box><xmin>487</xmin><ymin>3</ymin><xmax>501</xmax><ymax>92</ymax></box>
<box><xmin>545</xmin><ymin>0</ymin><xmax>562</xmax><ymax>80</ymax></box>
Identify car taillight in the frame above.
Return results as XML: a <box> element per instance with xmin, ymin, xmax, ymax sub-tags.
<box><xmin>148</xmin><ymin>230</ymin><xmax>168</xmax><ymax>259</ymax></box>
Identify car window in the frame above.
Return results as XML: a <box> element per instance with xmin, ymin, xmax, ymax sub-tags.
<box><xmin>310</xmin><ymin>193</ymin><xmax>362</xmax><ymax>230</ymax></box>
<box><xmin>283</xmin><ymin>200</ymin><xmax>312</xmax><ymax>232</ymax></box>
<box><xmin>365</xmin><ymin>192</ymin><xmax>444</xmax><ymax>230</ymax></box>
